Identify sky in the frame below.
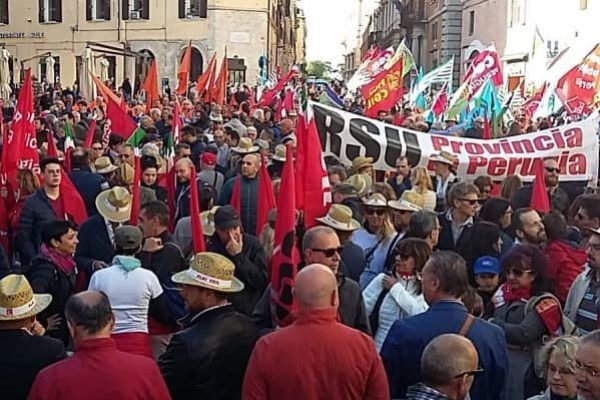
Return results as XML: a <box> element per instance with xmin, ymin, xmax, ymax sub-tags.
<box><xmin>300</xmin><ymin>0</ymin><xmax>379</xmax><ymax>68</ymax></box>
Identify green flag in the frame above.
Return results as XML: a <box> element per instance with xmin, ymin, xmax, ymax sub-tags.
<box><xmin>63</xmin><ymin>121</ymin><xmax>75</xmax><ymax>150</ymax></box>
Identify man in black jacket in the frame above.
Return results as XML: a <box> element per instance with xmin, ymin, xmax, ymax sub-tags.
<box><xmin>207</xmin><ymin>206</ymin><xmax>268</xmax><ymax>317</ymax></box>
<box><xmin>68</xmin><ymin>149</ymin><xmax>109</xmax><ymax>216</ymax></box>
<box><xmin>252</xmin><ymin>225</ymin><xmax>371</xmax><ymax>336</ymax></box>
<box><xmin>436</xmin><ymin>182</ymin><xmax>478</xmax><ymax>254</ymax></box>
<box><xmin>159</xmin><ymin>252</ymin><xmax>259</xmax><ymax>399</ymax></box>
<box><xmin>0</xmin><ymin>274</ymin><xmax>66</xmax><ymax>400</ymax></box>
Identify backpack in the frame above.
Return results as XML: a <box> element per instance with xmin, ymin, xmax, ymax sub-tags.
<box><xmin>525</xmin><ymin>293</ymin><xmax>578</xmax><ymax>378</ymax></box>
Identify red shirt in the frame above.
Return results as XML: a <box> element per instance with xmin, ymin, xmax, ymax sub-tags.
<box><xmin>242</xmin><ymin>307</ymin><xmax>390</xmax><ymax>400</ymax></box>
<box><xmin>48</xmin><ymin>196</ymin><xmax>65</xmax><ymax>220</ymax></box>
<box><xmin>28</xmin><ymin>338</ymin><xmax>171</xmax><ymax>400</ymax></box>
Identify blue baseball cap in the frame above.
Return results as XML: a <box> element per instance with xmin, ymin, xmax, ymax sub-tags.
<box><xmin>473</xmin><ymin>256</ymin><xmax>500</xmax><ymax>275</ymax></box>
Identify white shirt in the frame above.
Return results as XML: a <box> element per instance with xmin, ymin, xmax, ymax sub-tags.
<box><xmin>89</xmin><ymin>265</ymin><xmax>163</xmax><ymax>334</ymax></box>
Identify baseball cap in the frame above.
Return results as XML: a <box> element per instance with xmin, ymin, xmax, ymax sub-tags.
<box><xmin>114</xmin><ymin>226</ymin><xmax>143</xmax><ymax>250</ymax></box>
<box><xmin>201</xmin><ymin>152</ymin><xmax>217</xmax><ymax>166</ymax></box>
<box><xmin>214</xmin><ymin>205</ymin><xmax>241</xmax><ymax>230</ymax></box>
<box><xmin>473</xmin><ymin>256</ymin><xmax>500</xmax><ymax>275</ymax></box>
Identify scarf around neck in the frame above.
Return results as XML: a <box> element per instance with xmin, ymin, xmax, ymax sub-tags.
<box><xmin>40</xmin><ymin>244</ymin><xmax>76</xmax><ymax>275</ymax></box>
<box><xmin>112</xmin><ymin>255</ymin><xmax>142</xmax><ymax>273</ymax></box>
<box><xmin>492</xmin><ymin>283</ymin><xmax>532</xmax><ymax>308</ymax></box>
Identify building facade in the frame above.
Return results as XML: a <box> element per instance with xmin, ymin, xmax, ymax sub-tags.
<box><xmin>0</xmin><ymin>0</ymin><xmax>304</xmax><ymax>95</ymax></box>
<box><xmin>424</xmin><ymin>0</ymin><xmax>462</xmax><ymax>86</ymax></box>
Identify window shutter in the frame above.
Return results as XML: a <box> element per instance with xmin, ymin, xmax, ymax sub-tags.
<box><xmin>178</xmin><ymin>0</ymin><xmax>185</xmax><ymax>18</ymax></box>
<box><xmin>55</xmin><ymin>0</ymin><xmax>62</xmax><ymax>22</ymax></box>
<box><xmin>86</xmin><ymin>0</ymin><xmax>92</xmax><ymax>20</ymax></box>
<box><xmin>1</xmin><ymin>0</ymin><xmax>8</xmax><ymax>24</ymax></box>
<box><xmin>39</xmin><ymin>0</ymin><xmax>44</xmax><ymax>22</ymax></box>
<box><xmin>142</xmin><ymin>0</ymin><xmax>149</xmax><ymax>19</ymax></box>
<box><xmin>121</xmin><ymin>0</ymin><xmax>129</xmax><ymax>20</ymax></box>
<box><xmin>103</xmin><ymin>0</ymin><xmax>111</xmax><ymax>20</ymax></box>
<box><xmin>199</xmin><ymin>0</ymin><xmax>207</xmax><ymax>18</ymax></box>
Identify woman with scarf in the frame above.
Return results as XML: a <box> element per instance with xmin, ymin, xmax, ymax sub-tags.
<box><xmin>362</xmin><ymin>238</ymin><xmax>431</xmax><ymax>351</ymax></box>
<box><xmin>89</xmin><ymin>226</ymin><xmax>170</xmax><ymax>359</ymax></box>
<box><xmin>491</xmin><ymin>244</ymin><xmax>562</xmax><ymax>400</ymax></box>
<box><xmin>28</xmin><ymin>220</ymin><xmax>80</xmax><ymax>346</ymax></box>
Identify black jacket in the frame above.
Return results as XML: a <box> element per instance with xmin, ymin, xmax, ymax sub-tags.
<box><xmin>75</xmin><ymin>214</ymin><xmax>115</xmax><ymax>280</ymax></box>
<box><xmin>138</xmin><ymin>230</ymin><xmax>187</xmax><ymax>284</ymax></box>
<box><xmin>340</xmin><ymin>241</ymin><xmax>366</xmax><ymax>282</ymax></box>
<box><xmin>174</xmin><ymin>178</ymin><xmax>206</xmax><ymax>222</ymax></box>
<box><xmin>510</xmin><ymin>184</ymin><xmax>570</xmax><ymax>216</ymax></box>
<box><xmin>143</xmin><ymin>183</ymin><xmax>168</xmax><ymax>204</ymax></box>
<box><xmin>252</xmin><ymin>274</ymin><xmax>371</xmax><ymax>336</ymax></box>
<box><xmin>158</xmin><ymin>304</ymin><xmax>259</xmax><ymax>400</ymax></box>
<box><xmin>16</xmin><ymin>189</ymin><xmax>60</xmax><ymax>266</ymax></box>
<box><xmin>0</xmin><ymin>329</ymin><xmax>66</xmax><ymax>400</ymax></box>
<box><xmin>436</xmin><ymin>212</ymin><xmax>474</xmax><ymax>254</ymax></box>
<box><xmin>69</xmin><ymin>168</ymin><xmax>108</xmax><ymax>216</ymax></box>
<box><xmin>386</xmin><ymin>175</ymin><xmax>412</xmax><ymax>199</ymax></box>
<box><xmin>27</xmin><ymin>256</ymin><xmax>77</xmax><ymax>346</ymax></box>
<box><xmin>207</xmin><ymin>234</ymin><xmax>268</xmax><ymax>316</ymax></box>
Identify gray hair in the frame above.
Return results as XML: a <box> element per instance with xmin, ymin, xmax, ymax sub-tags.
<box><xmin>540</xmin><ymin>336</ymin><xmax>580</xmax><ymax>377</ymax></box>
<box><xmin>421</xmin><ymin>334</ymin><xmax>477</xmax><ymax>387</ymax></box>
<box><xmin>447</xmin><ymin>182</ymin><xmax>479</xmax><ymax>208</ymax></box>
<box><xmin>408</xmin><ymin>210</ymin><xmax>438</xmax><ymax>239</ymax></box>
<box><xmin>302</xmin><ymin>226</ymin><xmax>337</xmax><ymax>252</ymax></box>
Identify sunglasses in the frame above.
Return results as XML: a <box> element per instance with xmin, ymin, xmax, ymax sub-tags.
<box><xmin>545</xmin><ymin>167</ymin><xmax>560</xmax><ymax>174</ymax></box>
<box><xmin>310</xmin><ymin>247</ymin><xmax>343</xmax><ymax>257</ymax></box>
<box><xmin>365</xmin><ymin>208</ymin><xmax>386</xmax><ymax>216</ymax></box>
<box><xmin>92</xmin><ymin>146</ymin><xmax>103</xmax><ymax>151</ymax></box>
<box><xmin>459</xmin><ymin>198</ymin><xmax>479</xmax><ymax>206</ymax></box>
<box><xmin>454</xmin><ymin>368</ymin><xmax>484</xmax><ymax>379</ymax></box>
<box><xmin>505</xmin><ymin>268</ymin><xmax>532</xmax><ymax>277</ymax></box>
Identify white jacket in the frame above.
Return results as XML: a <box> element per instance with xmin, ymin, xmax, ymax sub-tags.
<box><xmin>362</xmin><ymin>273</ymin><xmax>428</xmax><ymax>351</ymax></box>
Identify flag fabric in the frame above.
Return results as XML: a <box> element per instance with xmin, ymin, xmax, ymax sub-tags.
<box><xmin>60</xmin><ymin>170</ymin><xmax>88</xmax><ymax>225</ymax></box>
<box><xmin>318</xmin><ymin>84</ymin><xmax>344</xmax><ymax>108</ymax></box>
<box><xmin>530</xmin><ymin>159</ymin><xmax>551</xmax><ymax>213</ymax></box>
<box><xmin>523</xmin><ymin>83</ymin><xmax>547</xmax><ymax>118</ymax></box>
<box><xmin>129</xmin><ymin>155</ymin><xmax>142</xmax><ymax>226</ymax></box>
<box><xmin>63</xmin><ymin>122</ymin><xmax>75</xmax><ymax>151</ymax></box>
<box><xmin>91</xmin><ymin>73</ymin><xmax>121</xmax><ymax>105</ymax></box>
<box><xmin>173</xmin><ymin>99</ymin><xmax>183</xmax><ymax>144</ymax></box>
<box><xmin>83</xmin><ymin>119</ymin><xmax>97</xmax><ymax>149</ymax></box>
<box><xmin>256</xmin><ymin>154</ymin><xmax>276</xmax><ymax>236</ymax></box>
<box><xmin>430</xmin><ymin>83</ymin><xmax>449</xmax><ymax>117</ymax></box>
<box><xmin>142</xmin><ymin>59</ymin><xmax>160</xmax><ymax>114</ymax></box>
<box><xmin>385</xmin><ymin>38</ymin><xmax>416</xmax><ymax>78</ymax></box>
<box><xmin>464</xmin><ymin>46</ymin><xmax>504</xmax><ymax>95</ymax></box>
<box><xmin>282</xmin><ymin>89</ymin><xmax>294</xmax><ymax>115</ymax></box>
<box><xmin>556</xmin><ymin>43</ymin><xmax>600</xmax><ymax>115</ymax></box>
<box><xmin>195</xmin><ymin>53</ymin><xmax>216</xmax><ymax>96</ymax></box>
<box><xmin>410</xmin><ymin>57</ymin><xmax>454</xmax><ymax>102</ymax></box>
<box><xmin>189</xmin><ymin>165</ymin><xmax>206</xmax><ymax>253</ymax></box>
<box><xmin>46</xmin><ymin>131</ymin><xmax>59</xmax><ymax>158</ymax></box>
<box><xmin>446</xmin><ymin>81</ymin><xmax>472</xmax><ymax>120</ymax></box>
<box><xmin>105</xmin><ymin>97</ymin><xmax>145</xmax><ymax>146</ymax></box>
<box><xmin>204</xmin><ymin>58</ymin><xmax>218</xmax><ymax>104</ymax></box>
<box><xmin>347</xmin><ymin>46</ymin><xmax>395</xmax><ymax>92</ymax></box>
<box><xmin>270</xmin><ymin>143</ymin><xmax>300</xmax><ymax>327</ymax></box>
<box><xmin>176</xmin><ymin>41</ymin><xmax>192</xmax><ymax>95</ymax></box>
<box><xmin>472</xmin><ymin>79</ymin><xmax>502</xmax><ymax>117</ymax></box>
<box><xmin>361</xmin><ymin>56</ymin><xmax>403</xmax><ymax>118</ymax></box>
<box><xmin>212</xmin><ymin>51</ymin><xmax>229</xmax><ymax>105</ymax></box>
<box><xmin>482</xmin><ymin>116</ymin><xmax>492</xmax><ymax>140</ymax></box>
<box><xmin>258</xmin><ymin>68</ymin><xmax>297</xmax><ymax>107</ymax></box>
<box><xmin>295</xmin><ymin>113</ymin><xmax>307</xmax><ymax>210</ymax></box>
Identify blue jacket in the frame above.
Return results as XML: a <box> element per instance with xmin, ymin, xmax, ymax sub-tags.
<box><xmin>218</xmin><ymin>175</ymin><xmax>259</xmax><ymax>236</ymax></box>
<box><xmin>380</xmin><ymin>300</ymin><xmax>508</xmax><ymax>400</ymax></box>
<box><xmin>16</xmin><ymin>189</ymin><xmax>59</xmax><ymax>266</ymax></box>
<box><xmin>69</xmin><ymin>168</ymin><xmax>108</xmax><ymax>216</ymax></box>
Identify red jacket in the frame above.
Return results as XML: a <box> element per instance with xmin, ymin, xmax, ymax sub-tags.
<box><xmin>242</xmin><ymin>307</ymin><xmax>389</xmax><ymax>400</ymax></box>
<box><xmin>28</xmin><ymin>338</ymin><xmax>171</xmax><ymax>400</ymax></box>
<box><xmin>546</xmin><ymin>240</ymin><xmax>587</xmax><ymax>303</ymax></box>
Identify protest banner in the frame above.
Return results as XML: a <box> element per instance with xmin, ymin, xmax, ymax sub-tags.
<box><xmin>309</xmin><ymin>101</ymin><xmax>599</xmax><ymax>182</ymax></box>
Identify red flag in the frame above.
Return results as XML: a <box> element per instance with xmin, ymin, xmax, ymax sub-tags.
<box><xmin>176</xmin><ymin>41</ymin><xmax>192</xmax><ymax>95</ymax></box>
<box><xmin>91</xmin><ymin>73</ymin><xmax>121</xmax><ymax>105</ymax></box>
<box><xmin>523</xmin><ymin>83</ymin><xmax>547</xmax><ymax>118</ymax></box>
<box><xmin>294</xmin><ymin>114</ymin><xmax>307</xmax><ymax>211</ymax></box>
<box><xmin>189</xmin><ymin>165</ymin><xmax>206</xmax><ymax>253</ymax></box>
<box><xmin>142</xmin><ymin>59</ymin><xmax>160</xmax><ymax>114</ymax></box>
<box><xmin>60</xmin><ymin>170</ymin><xmax>88</xmax><ymax>225</ymax></box>
<box><xmin>46</xmin><ymin>131</ymin><xmax>59</xmax><ymax>158</ymax></box>
<box><xmin>83</xmin><ymin>119</ymin><xmax>97</xmax><ymax>149</ymax></box>
<box><xmin>212</xmin><ymin>51</ymin><xmax>229</xmax><ymax>105</ymax></box>
<box><xmin>482</xmin><ymin>116</ymin><xmax>492</xmax><ymax>140</ymax></box>
<box><xmin>464</xmin><ymin>46</ymin><xmax>504</xmax><ymax>96</ymax></box>
<box><xmin>530</xmin><ymin>159</ymin><xmax>551</xmax><ymax>214</ymax></box>
<box><xmin>361</xmin><ymin>56</ymin><xmax>403</xmax><ymax>118</ymax></box>
<box><xmin>302</xmin><ymin>118</ymin><xmax>331</xmax><ymax>228</ymax></box>
<box><xmin>283</xmin><ymin>89</ymin><xmax>294</xmax><ymax>115</ymax></box>
<box><xmin>195</xmin><ymin>53</ymin><xmax>216</xmax><ymax>96</ymax></box>
<box><xmin>204</xmin><ymin>58</ymin><xmax>218</xmax><ymax>104</ymax></box>
<box><xmin>556</xmin><ymin>44</ymin><xmax>600</xmax><ymax>115</ymax></box>
<box><xmin>270</xmin><ymin>144</ymin><xmax>300</xmax><ymax>326</ymax></box>
<box><xmin>106</xmin><ymin>97</ymin><xmax>137</xmax><ymax>141</ymax></box>
<box><xmin>256</xmin><ymin>154</ymin><xmax>276</xmax><ymax>236</ymax></box>
<box><xmin>431</xmin><ymin>83</ymin><xmax>449</xmax><ymax>117</ymax></box>
<box><xmin>129</xmin><ymin>155</ymin><xmax>142</xmax><ymax>225</ymax></box>
<box><xmin>258</xmin><ymin>68</ymin><xmax>297</xmax><ymax>107</ymax></box>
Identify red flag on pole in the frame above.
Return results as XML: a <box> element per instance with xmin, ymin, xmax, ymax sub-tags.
<box><xmin>258</xmin><ymin>68</ymin><xmax>297</xmax><ymax>107</ymax></box>
<box><xmin>302</xmin><ymin>118</ymin><xmax>332</xmax><ymax>228</ymax></box>
<box><xmin>142</xmin><ymin>59</ymin><xmax>160</xmax><ymax>114</ymax></box>
<box><xmin>482</xmin><ymin>116</ymin><xmax>492</xmax><ymax>140</ymax></box>
<box><xmin>431</xmin><ymin>83</ymin><xmax>448</xmax><ymax>117</ymax></box>
<box><xmin>204</xmin><ymin>58</ymin><xmax>218</xmax><ymax>104</ymax></box>
<box><xmin>294</xmin><ymin>114</ymin><xmax>307</xmax><ymax>211</ymax></box>
<box><xmin>195</xmin><ymin>53</ymin><xmax>216</xmax><ymax>96</ymax></box>
<box><xmin>361</xmin><ymin>56</ymin><xmax>403</xmax><ymax>118</ymax></box>
<box><xmin>530</xmin><ymin>159</ymin><xmax>551</xmax><ymax>214</ymax></box>
<box><xmin>256</xmin><ymin>153</ymin><xmax>276</xmax><ymax>236</ymax></box>
<box><xmin>83</xmin><ymin>119</ymin><xmax>97</xmax><ymax>149</ymax></box>
<box><xmin>129</xmin><ymin>155</ymin><xmax>142</xmax><ymax>226</ymax></box>
<box><xmin>105</xmin><ymin>97</ymin><xmax>139</xmax><ymax>142</ymax></box>
<box><xmin>189</xmin><ymin>165</ymin><xmax>206</xmax><ymax>253</ymax></box>
<box><xmin>60</xmin><ymin>170</ymin><xmax>88</xmax><ymax>225</ymax></box>
<box><xmin>91</xmin><ymin>73</ymin><xmax>121</xmax><ymax>105</ymax></box>
<box><xmin>212</xmin><ymin>50</ymin><xmax>228</xmax><ymax>105</ymax></box>
<box><xmin>176</xmin><ymin>41</ymin><xmax>192</xmax><ymax>95</ymax></box>
<box><xmin>270</xmin><ymin>144</ymin><xmax>299</xmax><ymax>326</ymax></box>
<box><xmin>46</xmin><ymin>131</ymin><xmax>59</xmax><ymax>158</ymax></box>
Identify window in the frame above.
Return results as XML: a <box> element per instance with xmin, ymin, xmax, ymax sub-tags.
<box><xmin>86</xmin><ymin>0</ymin><xmax>111</xmax><ymax>21</ymax></box>
<box><xmin>228</xmin><ymin>58</ymin><xmax>246</xmax><ymax>85</ymax></box>
<box><xmin>0</xmin><ymin>0</ymin><xmax>7</xmax><ymax>24</ymax></box>
<box><xmin>122</xmin><ymin>0</ymin><xmax>149</xmax><ymax>20</ymax></box>
<box><xmin>39</xmin><ymin>0</ymin><xmax>62</xmax><ymax>23</ymax></box>
<box><xmin>178</xmin><ymin>0</ymin><xmax>207</xmax><ymax>19</ymax></box>
<box><xmin>469</xmin><ymin>11</ymin><xmax>475</xmax><ymax>36</ymax></box>
<box><xmin>431</xmin><ymin>21</ymin><xmax>438</xmax><ymax>41</ymax></box>
<box><xmin>580</xmin><ymin>0</ymin><xmax>587</xmax><ymax>10</ymax></box>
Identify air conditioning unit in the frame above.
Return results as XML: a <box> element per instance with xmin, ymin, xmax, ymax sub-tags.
<box><xmin>129</xmin><ymin>10</ymin><xmax>141</xmax><ymax>20</ymax></box>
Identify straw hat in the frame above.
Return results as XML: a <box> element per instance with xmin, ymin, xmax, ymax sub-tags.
<box><xmin>316</xmin><ymin>204</ymin><xmax>360</xmax><ymax>232</ymax></box>
<box><xmin>344</xmin><ymin>173</ymin><xmax>372</xmax><ymax>198</ymax></box>
<box><xmin>94</xmin><ymin>156</ymin><xmax>117</xmax><ymax>174</ymax></box>
<box><xmin>232</xmin><ymin>137</ymin><xmax>259</xmax><ymax>154</ymax></box>
<box><xmin>118</xmin><ymin>163</ymin><xmax>135</xmax><ymax>185</ymax></box>
<box><xmin>362</xmin><ymin>192</ymin><xmax>388</xmax><ymax>207</ymax></box>
<box><xmin>171</xmin><ymin>252</ymin><xmax>244</xmax><ymax>293</ymax></box>
<box><xmin>0</xmin><ymin>275</ymin><xmax>52</xmax><ymax>321</ymax></box>
<box><xmin>200</xmin><ymin>206</ymin><xmax>220</xmax><ymax>237</ymax></box>
<box><xmin>388</xmin><ymin>191</ymin><xmax>424</xmax><ymax>212</ymax></box>
<box><xmin>95</xmin><ymin>186</ymin><xmax>132</xmax><ymax>223</ymax></box>
<box><xmin>351</xmin><ymin>156</ymin><xmax>374</xmax><ymax>174</ymax></box>
<box><xmin>430</xmin><ymin>150</ymin><xmax>456</xmax><ymax>166</ymax></box>
<box><xmin>272</xmin><ymin>144</ymin><xmax>287</xmax><ymax>162</ymax></box>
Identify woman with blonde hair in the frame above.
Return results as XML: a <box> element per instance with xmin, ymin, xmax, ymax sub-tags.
<box><xmin>353</xmin><ymin>192</ymin><xmax>396</xmax><ymax>288</ymax></box>
<box><xmin>407</xmin><ymin>166</ymin><xmax>436</xmax><ymax>211</ymax></box>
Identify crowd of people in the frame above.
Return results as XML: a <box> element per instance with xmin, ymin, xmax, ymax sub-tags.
<box><xmin>0</xmin><ymin>77</ymin><xmax>600</xmax><ymax>400</ymax></box>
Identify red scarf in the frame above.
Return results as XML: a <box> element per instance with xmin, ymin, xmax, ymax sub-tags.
<box><xmin>40</xmin><ymin>244</ymin><xmax>76</xmax><ymax>275</ymax></box>
<box><xmin>500</xmin><ymin>283</ymin><xmax>532</xmax><ymax>304</ymax></box>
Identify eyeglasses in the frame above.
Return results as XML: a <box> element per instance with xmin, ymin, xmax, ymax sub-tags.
<box><xmin>365</xmin><ymin>208</ymin><xmax>386</xmax><ymax>216</ymax></box>
<box><xmin>459</xmin><ymin>198</ymin><xmax>479</xmax><ymax>206</ymax></box>
<box><xmin>453</xmin><ymin>368</ymin><xmax>484</xmax><ymax>379</ymax></box>
<box><xmin>545</xmin><ymin>167</ymin><xmax>560</xmax><ymax>174</ymax></box>
<box><xmin>310</xmin><ymin>247</ymin><xmax>343</xmax><ymax>257</ymax></box>
<box><xmin>575</xmin><ymin>361</ymin><xmax>600</xmax><ymax>377</ymax></box>
<box><xmin>92</xmin><ymin>146</ymin><xmax>103</xmax><ymax>151</ymax></box>
<box><xmin>505</xmin><ymin>268</ymin><xmax>532</xmax><ymax>277</ymax></box>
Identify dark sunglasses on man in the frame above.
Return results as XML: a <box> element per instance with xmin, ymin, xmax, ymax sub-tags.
<box><xmin>365</xmin><ymin>208</ymin><xmax>386</xmax><ymax>216</ymax></box>
<box><xmin>310</xmin><ymin>246</ymin><xmax>343</xmax><ymax>258</ymax></box>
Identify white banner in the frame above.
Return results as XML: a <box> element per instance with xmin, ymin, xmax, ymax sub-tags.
<box><xmin>309</xmin><ymin>101</ymin><xmax>599</xmax><ymax>183</ymax></box>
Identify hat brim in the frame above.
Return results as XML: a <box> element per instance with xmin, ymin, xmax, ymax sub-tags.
<box><xmin>316</xmin><ymin>215</ymin><xmax>361</xmax><ymax>232</ymax></box>
<box><xmin>387</xmin><ymin>200</ymin><xmax>421</xmax><ymax>212</ymax></box>
<box><xmin>95</xmin><ymin>165</ymin><xmax>118</xmax><ymax>174</ymax></box>
<box><xmin>272</xmin><ymin>155</ymin><xmax>286</xmax><ymax>162</ymax></box>
<box><xmin>362</xmin><ymin>200</ymin><xmax>388</xmax><ymax>207</ymax></box>
<box><xmin>171</xmin><ymin>270</ymin><xmax>244</xmax><ymax>293</ymax></box>
<box><xmin>474</xmin><ymin>268</ymin><xmax>500</xmax><ymax>275</ymax></box>
<box><xmin>232</xmin><ymin>146</ymin><xmax>260</xmax><ymax>154</ymax></box>
<box><xmin>0</xmin><ymin>293</ymin><xmax>52</xmax><ymax>321</ymax></box>
<box><xmin>96</xmin><ymin>191</ymin><xmax>132</xmax><ymax>223</ymax></box>
<box><xmin>430</xmin><ymin>155</ymin><xmax>454</xmax><ymax>166</ymax></box>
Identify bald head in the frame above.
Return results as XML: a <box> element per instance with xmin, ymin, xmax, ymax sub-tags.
<box><xmin>421</xmin><ymin>334</ymin><xmax>478</xmax><ymax>389</ymax></box>
<box><xmin>175</xmin><ymin>157</ymin><xmax>194</xmax><ymax>183</ymax></box>
<box><xmin>65</xmin><ymin>291</ymin><xmax>114</xmax><ymax>337</ymax></box>
<box><xmin>294</xmin><ymin>264</ymin><xmax>339</xmax><ymax>310</ymax></box>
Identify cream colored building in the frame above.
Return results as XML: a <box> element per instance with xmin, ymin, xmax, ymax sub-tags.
<box><xmin>0</xmin><ymin>0</ymin><xmax>274</xmax><ymax>95</ymax></box>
